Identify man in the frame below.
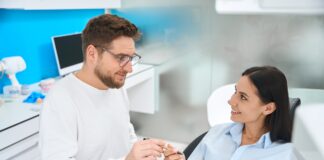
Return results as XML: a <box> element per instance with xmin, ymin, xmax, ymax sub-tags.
<box><xmin>39</xmin><ymin>14</ymin><xmax>169</xmax><ymax>160</ymax></box>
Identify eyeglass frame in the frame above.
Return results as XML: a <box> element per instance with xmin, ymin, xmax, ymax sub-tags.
<box><xmin>94</xmin><ymin>45</ymin><xmax>141</xmax><ymax>67</ymax></box>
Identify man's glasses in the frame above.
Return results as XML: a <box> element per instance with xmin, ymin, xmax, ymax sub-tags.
<box><xmin>96</xmin><ymin>46</ymin><xmax>141</xmax><ymax>67</ymax></box>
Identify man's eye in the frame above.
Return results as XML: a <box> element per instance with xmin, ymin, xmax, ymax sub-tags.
<box><xmin>118</xmin><ymin>55</ymin><xmax>127</xmax><ymax>61</ymax></box>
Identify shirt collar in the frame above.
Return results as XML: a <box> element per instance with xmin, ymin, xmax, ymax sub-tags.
<box><xmin>257</xmin><ymin>132</ymin><xmax>272</xmax><ymax>148</ymax></box>
<box><xmin>227</xmin><ymin>123</ymin><xmax>272</xmax><ymax>148</ymax></box>
<box><xmin>227</xmin><ymin>123</ymin><xmax>244</xmax><ymax>146</ymax></box>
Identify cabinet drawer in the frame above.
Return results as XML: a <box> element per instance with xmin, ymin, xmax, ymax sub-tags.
<box><xmin>0</xmin><ymin>116</ymin><xmax>39</xmax><ymax>151</ymax></box>
<box><xmin>125</xmin><ymin>68</ymin><xmax>156</xmax><ymax>114</ymax></box>
<box><xmin>0</xmin><ymin>133</ymin><xmax>40</xmax><ymax>160</ymax></box>
<box><xmin>124</xmin><ymin>68</ymin><xmax>154</xmax><ymax>89</ymax></box>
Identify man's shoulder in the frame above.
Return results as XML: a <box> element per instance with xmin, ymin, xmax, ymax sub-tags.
<box><xmin>52</xmin><ymin>74</ymin><xmax>76</xmax><ymax>89</ymax></box>
<box><xmin>46</xmin><ymin>74</ymin><xmax>76</xmax><ymax>97</ymax></box>
<box><xmin>42</xmin><ymin>75</ymin><xmax>80</xmax><ymax>112</ymax></box>
<box><xmin>55</xmin><ymin>74</ymin><xmax>75</xmax><ymax>86</ymax></box>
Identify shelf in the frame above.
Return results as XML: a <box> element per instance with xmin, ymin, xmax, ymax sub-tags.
<box><xmin>0</xmin><ymin>0</ymin><xmax>121</xmax><ymax>10</ymax></box>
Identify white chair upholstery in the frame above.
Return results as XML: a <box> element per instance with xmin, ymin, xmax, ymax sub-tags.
<box><xmin>207</xmin><ymin>83</ymin><xmax>235</xmax><ymax>127</ymax></box>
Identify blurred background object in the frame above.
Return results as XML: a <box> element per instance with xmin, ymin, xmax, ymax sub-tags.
<box><xmin>1</xmin><ymin>0</ymin><xmax>324</xmax><ymax>146</ymax></box>
<box><xmin>0</xmin><ymin>56</ymin><xmax>26</xmax><ymax>88</ymax></box>
<box><xmin>109</xmin><ymin>0</ymin><xmax>324</xmax><ymax>144</ymax></box>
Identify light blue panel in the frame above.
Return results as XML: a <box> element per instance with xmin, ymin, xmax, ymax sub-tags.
<box><xmin>111</xmin><ymin>8</ymin><xmax>198</xmax><ymax>47</ymax></box>
<box><xmin>0</xmin><ymin>9</ymin><xmax>104</xmax><ymax>93</ymax></box>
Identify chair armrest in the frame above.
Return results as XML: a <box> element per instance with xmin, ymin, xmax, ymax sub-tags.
<box><xmin>183</xmin><ymin>131</ymin><xmax>208</xmax><ymax>158</ymax></box>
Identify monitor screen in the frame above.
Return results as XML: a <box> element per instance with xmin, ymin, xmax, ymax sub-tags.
<box><xmin>52</xmin><ymin>33</ymin><xmax>83</xmax><ymax>76</ymax></box>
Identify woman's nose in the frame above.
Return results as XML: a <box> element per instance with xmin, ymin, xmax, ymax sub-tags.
<box><xmin>228</xmin><ymin>94</ymin><xmax>236</xmax><ymax>106</ymax></box>
<box><xmin>228</xmin><ymin>99</ymin><xmax>233</xmax><ymax>106</ymax></box>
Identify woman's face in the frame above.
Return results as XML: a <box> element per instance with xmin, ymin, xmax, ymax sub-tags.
<box><xmin>228</xmin><ymin>76</ymin><xmax>268</xmax><ymax>124</ymax></box>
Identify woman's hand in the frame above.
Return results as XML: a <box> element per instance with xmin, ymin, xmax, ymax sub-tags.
<box><xmin>163</xmin><ymin>144</ymin><xmax>186</xmax><ymax>160</ymax></box>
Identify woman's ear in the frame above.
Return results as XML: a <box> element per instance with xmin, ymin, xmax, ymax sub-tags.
<box><xmin>263</xmin><ymin>102</ymin><xmax>276</xmax><ymax>115</ymax></box>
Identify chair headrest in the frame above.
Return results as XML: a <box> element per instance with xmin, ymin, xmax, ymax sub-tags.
<box><xmin>207</xmin><ymin>84</ymin><xmax>235</xmax><ymax>127</ymax></box>
<box><xmin>289</xmin><ymin>97</ymin><xmax>301</xmax><ymax>123</ymax></box>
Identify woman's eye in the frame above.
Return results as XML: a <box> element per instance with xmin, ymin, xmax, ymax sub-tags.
<box><xmin>240</xmin><ymin>95</ymin><xmax>247</xmax><ymax>100</ymax></box>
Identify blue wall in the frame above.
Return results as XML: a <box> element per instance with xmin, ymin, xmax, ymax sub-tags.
<box><xmin>111</xmin><ymin>8</ymin><xmax>197</xmax><ymax>47</ymax></box>
<box><xmin>0</xmin><ymin>9</ymin><xmax>104</xmax><ymax>93</ymax></box>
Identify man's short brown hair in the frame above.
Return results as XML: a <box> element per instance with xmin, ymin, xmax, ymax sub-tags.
<box><xmin>82</xmin><ymin>14</ymin><xmax>141</xmax><ymax>60</ymax></box>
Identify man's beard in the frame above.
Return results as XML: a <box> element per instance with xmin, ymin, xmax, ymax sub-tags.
<box><xmin>94</xmin><ymin>65</ymin><xmax>126</xmax><ymax>89</ymax></box>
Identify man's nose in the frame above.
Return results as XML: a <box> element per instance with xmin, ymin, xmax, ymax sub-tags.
<box><xmin>123</xmin><ymin>61</ymin><xmax>133</xmax><ymax>73</ymax></box>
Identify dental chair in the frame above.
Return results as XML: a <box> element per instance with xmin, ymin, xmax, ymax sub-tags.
<box><xmin>183</xmin><ymin>83</ymin><xmax>301</xmax><ymax>158</ymax></box>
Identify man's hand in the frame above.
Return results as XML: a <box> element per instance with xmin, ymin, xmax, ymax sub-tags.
<box><xmin>126</xmin><ymin>138</ymin><xmax>165</xmax><ymax>160</ymax></box>
<box><xmin>163</xmin><ymin>144</ymin><xmax>186</xmax><ymax>160</ymax></box>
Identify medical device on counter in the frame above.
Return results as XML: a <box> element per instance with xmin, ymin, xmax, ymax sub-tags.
<box><xmin>0</xmin><ymin>56</ymin><xmax>26</xmax><ymax>88</ymax></box>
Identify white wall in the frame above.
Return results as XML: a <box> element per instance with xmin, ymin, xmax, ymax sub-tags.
<box><xmin>206</xmin><ymin>4</ymin><xmax>324</xmax><ymax>89</ymax></box>
<box><xmin>129</xmin><ymin>0</ymin><xmax>324</xmax><ymax>143</ymax></box>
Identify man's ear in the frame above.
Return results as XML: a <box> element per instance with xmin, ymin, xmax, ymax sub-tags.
<box><xmin>85</xmin><ymin>45</ymin><xmax>98</xmax><ymax>64</ymax></box>
<box><xmin>263</xmin><ymin>102</ymin><xmax>276</xmax><ymax>115</ymax></box>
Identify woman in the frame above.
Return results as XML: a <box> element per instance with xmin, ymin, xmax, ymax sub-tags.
<box><xmin>165</xmin><ymin>66</ymin><xmax>299</xmax><ymax>160</ymax></box>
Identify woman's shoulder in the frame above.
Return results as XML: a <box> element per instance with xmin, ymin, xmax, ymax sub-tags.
<box><xmin>208</xmin><ymin>123</ymin><xmax>237</xmax><ymax>133</ymax></box>
<box><xmin>268</xmin><ymin>142</ymin><xmax>303</xmax><ymax>160</ymax></box>
<box><xmin>196</xmin><ymin>123</ymin><xmax>239</xmax><ymax>147</ymax></box>
<box><xmin>205</xmin><ymin>123</ymin><xmax>238</xmax><ymax>139</ymax></box>
<box><xmin>271</xmin><ymin>141</ymin><xmax>294</xmax><ymax>149</ymax></box>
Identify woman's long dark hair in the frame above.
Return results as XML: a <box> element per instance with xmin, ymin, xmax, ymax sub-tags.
<box><xmin>242</xmin><ymin>66</ymin><xmax>292</xmax><ymax>143</ymax></box>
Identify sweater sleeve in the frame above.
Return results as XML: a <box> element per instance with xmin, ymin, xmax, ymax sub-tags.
<box><xmin>107</xmin><ymin>157</ymin><xmax>126</xmax><ymax>160</ymax></box>
<box><xmin>39</xmin><ymin>85</ymin><xmax>79</xmax><ymax>160</ymax></box>
<box><xmin>105</xmin><ymin>123</ymin><xmax>137</xmax><ymax>160</ymax></box>
<box><xmin>129</xmin><ymin>122</ymin><xmax>138</xmax><ymax>145</ymax></box>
